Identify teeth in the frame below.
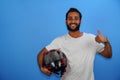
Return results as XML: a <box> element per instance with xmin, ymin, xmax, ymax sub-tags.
<box><xmin>71</xmin><ymin>24</ymin><xmax>76</xmax><ymax>27</ymax></box>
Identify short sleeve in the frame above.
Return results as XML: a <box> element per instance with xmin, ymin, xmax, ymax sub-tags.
<box><xmin>87</xmin><ymin>33</ymin><xmax>104</xmax><ymax>53</ymax></box>
<box><xmin>46</xmin><ymin>37</ymin><xmax>61</xmax><ymax>51</ymax></box>
<box><xmin>96</xmin><ymin>42</ymin><xmax>104</xmax><ymax>53</ymax></box>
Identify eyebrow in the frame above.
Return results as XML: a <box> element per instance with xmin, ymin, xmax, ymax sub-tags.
<box><xmin>67</xmin><ymin>16</ymin><xmax>80</xmax><ymax>19</ymax></box>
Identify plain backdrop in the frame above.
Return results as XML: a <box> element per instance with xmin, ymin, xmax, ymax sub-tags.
<box><xmin>0</xmin><ymin>0</ymin><xmax>120</xmax><ymax>80</ymax></box>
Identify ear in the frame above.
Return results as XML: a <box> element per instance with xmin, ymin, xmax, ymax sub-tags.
<box><xmin>65</xmin><ymin>20</ymin><xmax>67</xmax><ymax>24</ymax></box>
<box><xmin>80</xmin><ymin>20</ymin><xmax>82</xmax><ymax>24</ymax></box>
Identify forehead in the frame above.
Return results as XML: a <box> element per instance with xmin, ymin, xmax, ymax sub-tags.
<box><xmin>67</xmin><ymin>12</ymin><xmax>79</xmax><ymax>17</ymax></box>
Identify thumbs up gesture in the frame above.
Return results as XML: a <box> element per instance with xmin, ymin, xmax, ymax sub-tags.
<box><xmin>95</xmin><ymin>30</ymin><xmax>108</xmax><ymax>43</ymax></box>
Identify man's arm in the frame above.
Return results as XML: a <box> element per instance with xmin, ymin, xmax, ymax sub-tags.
<box><xmin>95</xmin><ymin>30</ymin><xmax>112</xmax><ymax>58</ymax></box>
<box><xmin>37</xmin><ymin>48</ymin><xmax>52</xmax><ymax>76</ymax></box>
<box><xmin>99</xmin><ymin>40</ymin><xmax>112</xmax><ymax>58</ymax></box>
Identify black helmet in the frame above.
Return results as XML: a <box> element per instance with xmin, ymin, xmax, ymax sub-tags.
<box><xmin>43</xmin><ymin>49</ymin><xmax>67</xmax><ymax>77</ymax></box>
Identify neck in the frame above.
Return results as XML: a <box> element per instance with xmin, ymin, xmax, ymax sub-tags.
<box><xmin>68</xmin><ymin>30</ymin><xmax>83</xmax><ymax>38</ymax></box>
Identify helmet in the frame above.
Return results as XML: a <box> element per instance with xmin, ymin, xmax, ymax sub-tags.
<box><xmin>43</xmin><ymin>49</ymin><xmax>67</xmax><ymax>77</ymax></box>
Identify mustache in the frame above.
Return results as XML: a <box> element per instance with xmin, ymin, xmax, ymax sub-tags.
<box><xmin>69</xmin><ymin>23</ymin><xmax>78</xmax><ymax>26</ymax></box>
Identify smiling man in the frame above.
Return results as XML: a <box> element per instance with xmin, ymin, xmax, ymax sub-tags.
<box><xmin>37</xmin><ymin>8</ymin><xmax>112</xmax><ymax>80</ymax></box>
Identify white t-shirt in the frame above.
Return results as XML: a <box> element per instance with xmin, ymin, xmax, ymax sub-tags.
<box><xmin>46</xmin><ymin>33</ymin><xmax>104</xmax><ymax>80</ymax></box>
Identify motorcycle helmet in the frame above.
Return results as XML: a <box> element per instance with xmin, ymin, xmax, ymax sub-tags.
<box><xmin>43</xmin><ymin>49</ymin><xmax>67</xmax><ymax>77</ymax></box>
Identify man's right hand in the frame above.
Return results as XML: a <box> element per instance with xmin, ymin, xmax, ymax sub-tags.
<box><xmin>40</xmin><ymin>67</ymin><xmax>52</xmax><ymax>76</ymax></box>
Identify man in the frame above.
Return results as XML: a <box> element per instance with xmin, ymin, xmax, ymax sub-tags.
<box><xmin>37</xmin><ymin>8</ymin><xmax>112</xmax><ymax>80</ymax></box>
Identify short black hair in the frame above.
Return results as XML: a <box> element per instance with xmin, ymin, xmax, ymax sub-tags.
<box><xmin>66</xmin><ymin>8</ymin><xmax>82</xmax><ymax>20</ymax></box>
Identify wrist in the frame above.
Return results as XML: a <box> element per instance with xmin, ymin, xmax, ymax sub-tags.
<box><xmin>104</xmin><ymin>41</ymin><xmax>109</xmax><ymax>44</ymax></box>
<box><xmin>104</xmin><ymin>37</ymin><xmax>110</xmax><ymax>44</ymax></box>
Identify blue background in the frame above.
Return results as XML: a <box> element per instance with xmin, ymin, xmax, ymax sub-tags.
<box><xmin>0</xmin><ymin>0</ymin><xmax>120</xmax><ymax>80</ymax></box>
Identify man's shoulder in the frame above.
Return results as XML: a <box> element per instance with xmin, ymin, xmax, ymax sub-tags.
<box><xmin>53</xmin><ymin>34</ymin><xmax>68</xmax><ymax>41</ymax></box>
<box><xmin>83</xmin><ymin>32</ymin><xmax>96</xmax><ymax>37</ymax></box>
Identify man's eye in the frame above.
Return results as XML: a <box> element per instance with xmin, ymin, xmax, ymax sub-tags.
<box><xmin>67</xmin><ymin>17</ymin><xmax>72</xmax><ymax>20</ymax></box>
<box><xmin>75</xmin><ymin>17</ymin><xmax>80</xmax><ymax>20</ymax></box>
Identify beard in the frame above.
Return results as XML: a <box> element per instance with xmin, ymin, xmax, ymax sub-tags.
<box><xmin>66</xmin><ymin>23</ymin><xmax>80</xmax><ymax>32</ymax></box>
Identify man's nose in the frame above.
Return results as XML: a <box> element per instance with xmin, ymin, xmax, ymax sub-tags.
<box><xmin>71</xmin><ymin>19</ymin><xmax>76</xmax><ymax>23</ymax></box>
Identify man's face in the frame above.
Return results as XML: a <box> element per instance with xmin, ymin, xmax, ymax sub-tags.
<box><xmin>66</xmin><ymin>12</ymin><xmax>81</xmax><ymax>32</ymax></box>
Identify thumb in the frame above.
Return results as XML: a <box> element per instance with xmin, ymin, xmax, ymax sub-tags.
<box><xmin>97</xmin><ymin>29</ymin><xmax>101</xmax><ymax>36</ymax></box>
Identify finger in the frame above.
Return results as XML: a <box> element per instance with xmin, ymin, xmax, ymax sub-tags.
<box><xmin>48</xmin><ymin>71</ymin><xmax>52</xmax><ymax>74</ymax></box>
<box><xmin>46</xmin><ymin>71</ymin><xmax>52</xmax><ymax>75</ymax></box>
<box><xmin>42</xmin><ymin>68</ymin><xmax>52</xmax><ymax>75</ymax></box>
<box><xmin>97</xmin><ymin>29</ymin><xmax>101</xmax><ymax>35</ymax></box>
<box><xmin>45</xmin><ymin>69</ymin><xmax>52</xmax><ymax>74</ymax></box>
